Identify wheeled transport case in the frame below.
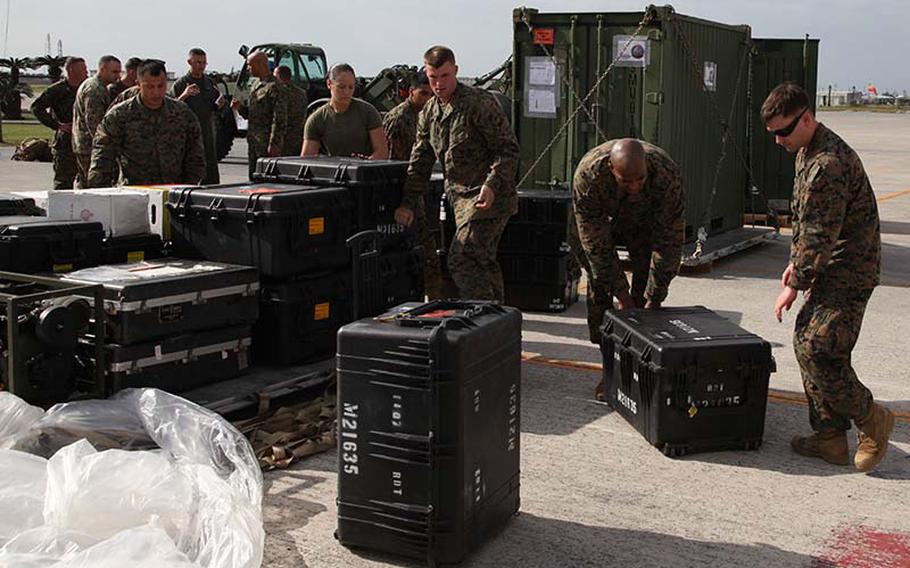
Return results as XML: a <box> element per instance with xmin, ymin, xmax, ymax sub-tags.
<box><xmin>336</xmin><ymin>301</ymin><xmax>522</xmax><ymax>565</ymax></box>
<box><xmin>601</xmin><ymin>306</ymin><xmax>774</xmax><ymax>456</ymax></box>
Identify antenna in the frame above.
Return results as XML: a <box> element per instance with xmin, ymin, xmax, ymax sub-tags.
<box><xmin>3</xmin><ymin>0</ymin><xmax>10</xmax><ymax>58</ymax></box>
<box><xmin>46</xmin><ymin>33</ymin><xmax>50</xmax><ymax>56</ymax></box>
<box><xmin>57</xmin><ymin>39</ymin><xmax>62</xmax><ymax>57</ymax></box>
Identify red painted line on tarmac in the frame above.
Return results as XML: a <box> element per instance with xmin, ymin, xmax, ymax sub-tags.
<box><xmin>812</xmin><ymin>525</ymin><xmax>910</xmax><ymax>568</ymax></box>
<box><xmin>877</xmin><ymin>188</ymin><xmax>910</xmax><ymax>202</ymax></box>
<box><xmin>520</xmin><ymin>352</ymin><xmax>910</xmax><ymax>423</ymax></box>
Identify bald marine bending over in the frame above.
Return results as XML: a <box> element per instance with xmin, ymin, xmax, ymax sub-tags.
<box><xmin>572</xmin><ymin>138</ymin><xmax>685</xmax><ymax>344</ymax></box>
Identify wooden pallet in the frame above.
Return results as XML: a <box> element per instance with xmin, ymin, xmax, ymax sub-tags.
<box><xmin>743</xmin><ymin>213</ymin><xmax>792</xmax><ymax>228</ymax></box>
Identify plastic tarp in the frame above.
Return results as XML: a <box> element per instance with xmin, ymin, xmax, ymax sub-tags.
<box><xmin>0</xmin><ymin>389</ymin><xmax>264</xmax><ymax>568</ymax></box>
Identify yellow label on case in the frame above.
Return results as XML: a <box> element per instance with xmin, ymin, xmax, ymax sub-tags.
<box><xmin>314</xmin><ymin>302</ymin><xmax>330</xmax><ymax>321</ymax></box>
<box><xmin>53</xmin><ymin>263</ymin><xmax>73</xmax><ymax>273</ymax></box>
<box><xmin>127</xmin><ymin>251</ymin><xmax>145</xmax><ymax>263</ymax></box>
<box><xmin>309</xmin><ymin>217</ymin><xmax>325</xmax><ymax>235</ymax></box>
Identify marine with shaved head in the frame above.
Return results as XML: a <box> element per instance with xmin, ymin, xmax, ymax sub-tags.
<box><xmin>231</xmin><ymin>50</ymin><xmax>288</xmax><ymax>179</ymax></box>
<box><xmin>572</xmin><ymin>138</ymin><xmax>685</xmax><ymax>396</ymax></box>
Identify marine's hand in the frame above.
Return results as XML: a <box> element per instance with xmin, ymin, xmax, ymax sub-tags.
<box><xmin>780</xmin><ymin>263</ymin><xmax>795</xmax><ymax>288</ymax></box>
<box><xmin>475</xmin><ymin>185</ymin><xmax>495</xmax><ymax>210</ymax></box>
<box><xmin>180</xmin><ymin>84</ymin><xmax>201</xmax><ymax>100</ymax></box>
<box><xmin>267</xmin><ymin>144</ymin><xmax>280</xmax><ymax>157</ymax></box>
<box><xmin>774</xmin><ymin>287</ymin><xmax>798</xmax><ymax>322</ymax></box>
<box><xmin>395</xmin><ymin>206</ymin><xmax>415</xmax><ymax>227</ymax></box>
<box><xmin>616</xmin><ymin>290</ymin><xmax>636</xmax><ymax>310</ymax></box>
<box><xmin>644</xmin><ymin>300</ymin><xmax>661</xmax><ymax>309</ymax></box>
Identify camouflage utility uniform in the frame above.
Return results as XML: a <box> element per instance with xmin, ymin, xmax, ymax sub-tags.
<box><xmin>111</xmin><ymin>85</ymin><xmax>139</xmax><ymax>106</ymax></box>
<box><xmin>281</xmin><ymin>82</ymin><xmax>308</xmax><ymax>157</ymax></box>
<box><xmin>401</xmin><ymin>83</ymin><xmax>519</xmax><ymax>302</ymax></box>
<box><xmin>171</xmin><ymin>73</ymin><xmax>223</xmax><ymax>184</ymax></box>
<box><xmin>30</xmin><ymin>79</ymin><xmax>78</xmax><ymax>188</ymax></box>
<box><xmin>72</xmin><ymin>76</ymin><xmax>111</xmax><ymax>187</ymax></box>
<box><xmin>236</xmin><ymin>76</ymin><xmax>287</xmax><ymax>179</ymax></box>
<box><xmin>787</xmin><ymin>123</ymin><xmax>881</xmax><ymax>433</ymax></box>
<box><xmin>384</xmin><ymin>99</ymin><xmax>443</xmax><ymax>299</ymax></box>
<box><xmin>88</xmin><ymin>96</ymin><xmax>206</xmax><ymax>187</ymax></box>
<box><xmin>572</xmin><ymin>140</ymin><xmax>685</xmax><ymax>342</ymax></box>
<box><xmin>108</xmin><ymin>81</ymin><xmax>129</xmax><ymax>101</ymax></box>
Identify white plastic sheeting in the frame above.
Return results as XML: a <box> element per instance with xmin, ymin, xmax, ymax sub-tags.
<box><xmin>0</xmin><ymin>389</ymin><xmax>264</xmax><ymax>568</ymax></box>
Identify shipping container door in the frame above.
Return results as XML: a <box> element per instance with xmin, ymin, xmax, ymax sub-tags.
<box><xmin>749</xmin><ymin>38</ymin><xmax>819</xmax><ymax>213</ymax></box>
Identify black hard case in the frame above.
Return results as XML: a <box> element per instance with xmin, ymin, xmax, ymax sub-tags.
<box><xmin>499</xmin><ymin>253</ymin><xmax>580</xmax><ymax>312</ymax></box>
<box><xmin>601</xmin><ymin>306</ymin><xmax>774</xmax><ymax>456</ymax></box>
<box><xmin>336</xmin><ymin>301</ymin><xmax>522</xmax><ymax>565</ymax></box>
<box><xmin>498</xmin><ymin>189</ymin><xmax>573</xmax><ymax>256</ymax></box>
<box><xmin>166</xmin><ymin>183</ymin><xmax>353</xmax><ymax>277</ymax></box>
<box><xmin>254</xmin><ymin>156</ymin><xmax>413</xmax><ymax>242</ymax></box>
<box><xmin>101</xmin><ymin>234</ymin><xmax>166</xmax><ymax>265</ymax></box>
<box><xmin>60</xmin><ymin>261</ymin><xmax>259</xmax><ymax>345</ymax></box>
<box><xmin>0</xmin><ymin>194</ymin><xmax>44</xmax><ymax>216</ymax></box>
<box><xmin>105</xmin><ymin>324</ymin><xmax>251</xmax><ymax>394</ymax></box>
<box><xmin>253</xmin><ymin>270</ymin><xmax>354</xmax><ymax>365</ymax></box>
<box><xmin>0</xmin><ymin>217</ymin><xmax>104</xmax><ymax>274</ymax></box>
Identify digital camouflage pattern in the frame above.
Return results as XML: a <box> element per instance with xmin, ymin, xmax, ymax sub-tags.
<box><xmin>111</xmin><ymin>85</ymin><xmax>139</xmax><ymax>106</ymax></box>
<box><xmin>572</xmin><ymin>140</ymin><xmax>685</xmax><ymax>341</ymax></box>
<box><xmin>383</xmin><ymin>99</ymin><xmax>418</xmax><ymax>161</ymax></box>
<box><xmin>30</xmin><ymin>79</ymin><xmax>78</xmax><ymax>188</ymax></box>
<box><xmin>107</xmin><ymin>81</ymin><xmax>129</xmax><ymax>101</ymax></box>
<box><xmin>787</xmin><ymin>123</ymin><xmax>881</xmax><ymax>434</ymax></box>
<box><xmin>73</xmin><ymin>76</ymin><xmax>111</xmax><ymax>187</ymax></box>
<box><xmin>88</xmin><ymin>96</ymin><xmax>206</xmax><ymax>187</ymax></box>
<box><xmin>281</xmin><ymin>82</ymin><xmax>308</xmax><ymax>157</ymax></box>
<box><xmin>402</xmin><ymin>83</ymin><xmax>519</xmax><ymax>301</ymax></box>
<box><xmin>237</xmin><ymin>76</ymin><xmax>287</xmax><ymax>178</ymax></box>
<box><xmin>787</xmin><ymin>123</ymin><xmax>881</xmax><ymax>293</ymax></box>
<box><xmin>384</xmin><ymin>100</ymin><xmax>442</xmax><ymax>297</ymax></box>
<box><xmin>794</xmin><ymin>289</ymin><xmax>874</xmax><ymax>432</ymax></box>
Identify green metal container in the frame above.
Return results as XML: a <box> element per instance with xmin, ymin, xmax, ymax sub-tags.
<box><xmin>512</xmin><ymin>5</ymin><xmax>817</xmax><ymax>239</ymax></box>
<box><xmin>748</xmin><ymin>38</ymin><xmax>820</xmax><ymax>214</ymax></box>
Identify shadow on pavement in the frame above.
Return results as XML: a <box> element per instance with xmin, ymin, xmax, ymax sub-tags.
<box><xmin>262</xmin><ymin>470</ymin><xmax>330</xmax><ymax>568</ymax></box>
<box><xmin>469</xmin><ymin>513</ymin><xmax>821</xmax><ymax>567</ymax></box>
<box><xmin>520</xmin><ymin>358</ymin><xmax>610</xmax><ymax>437</ymax></box>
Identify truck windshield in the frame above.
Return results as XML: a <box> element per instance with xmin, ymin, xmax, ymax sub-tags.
<box><xmin>301</xmin><ymin>54</ymin><xmax>326</xmax><ymax>81</ymax></box>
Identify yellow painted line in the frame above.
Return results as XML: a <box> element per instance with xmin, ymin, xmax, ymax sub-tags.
<box><xmin>877</xmin><ymin>188</ymin><xmax>910</xmax><ymax>202</ymax></box>
<box><xmin>521</xmin><ymin>351</ymin><xmax>910</xmax><ymax>423</ymax></box>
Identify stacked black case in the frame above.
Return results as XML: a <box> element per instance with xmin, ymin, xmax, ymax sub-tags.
<box><xmin>336</xmin><ymin>301</ymin><xmax>522</xmax><ymax>564</ymax></box>
<box><xmin>0</xmin><ymin>217</ymin><xmax>104</xmax><ymax>274</ymax></box>
<box><xmin>601</xmin><ymin>306</ymin><xmax>774</xmax><ymax>456</ymax></box>
<box><xmin>498</xmin><ymin>190</ymin><xmax>579</xmax><ymax>312</ymax></box>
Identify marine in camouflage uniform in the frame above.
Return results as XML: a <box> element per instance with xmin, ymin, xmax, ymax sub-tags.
<box><xmin>111</xmin><ymin>85</ymin><xmax>139</xmax><ymax>106</ymax></box>
<box><xmin>30</xmin><ymin>78</ymin><xmax>79</xmax><ymax>188</ymax></box>
<box><xmin>399</xmin><ymin>81</ymin><xmax>518</xmax><ymax>302</ymax></box>
<box><xmin>572</xmin><ymin>140</ymin><xmax>685</xmax><ymax>343</ymax></box>
<box><xmin>280</xmin><ymin>81</ymin><xmax>308</xmax><ymax>157</ymax></box>
<box><xmin>788</xmin><ymin>124</ymin><xmax>882</xmax><ymax>433</ymax></box>
<box><xmin>764</xmin><ymin>82</ymin><xmax>892</xmax><ymax>471</ymax></box>
<box><xmin>73</xmin><ymin>76</ymin><xmax>111</xmax><ymax>187</ymax></box>
<box><xmin>88</xmin><ymin>95</ymin><xmax>206</xmax><ymax>187</ymax></box>
<box><xmin>384</xmin><ymin>97</ymin><xmax>443</xmax><ymax>299</ymax></box>
<box><xmin>235</xmin><ymin>75</ymin><xmax>287</xmax><ymax>179</ymax></box>
<box><xmin>171</xmin><ymin>72</ymin><xmax>224</xmax><ymax>184</ymax></box>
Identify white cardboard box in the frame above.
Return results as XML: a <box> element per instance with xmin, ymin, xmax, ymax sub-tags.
<box><xmin>47</xmin><ymin>188</ymin><xmax>150</xmax><ymax>237</ymax></box>
<box><xmin>125</xmin><ymin>185</ymin><xmax>197</xmax><ymax>239</ymax></box>
<box><xmin>9</xmin><ymin>190</ymin><xmax>49</xmax><ymax>212</ymax></box>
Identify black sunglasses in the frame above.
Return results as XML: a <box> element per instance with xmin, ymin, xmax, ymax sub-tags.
<box><xmin>770</xmin><ymin>107</ymin><xmax>808</xmax><ymax>138</ymax></box>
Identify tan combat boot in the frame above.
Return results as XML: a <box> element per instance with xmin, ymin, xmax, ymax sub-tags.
<box><xmin>790</xmin><ymin>430</ymin><xmax>850</xmax><ymax>465</ymax></box>
<box><xmin>854</xmin><ymin>403</ymin><xmax>896</xmax><ymax>472</ymax></box>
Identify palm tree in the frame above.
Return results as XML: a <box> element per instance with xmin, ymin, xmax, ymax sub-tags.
<box><xmin>33</xmin><ymin>55</ymin><xmax>68</xmax><ymax>83</ymax></box>
<box><xmin>0</xmin><ymin>57</ymin><xmax>37</xmax><ymax>120</ymax></box>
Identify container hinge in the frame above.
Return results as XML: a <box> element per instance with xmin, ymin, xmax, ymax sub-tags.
<box><xmin>646</xmin><ymin>92</ymin><xmax>664</xmax><ymax>105</ymax></box>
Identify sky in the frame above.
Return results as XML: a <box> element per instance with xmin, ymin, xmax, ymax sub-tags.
<box><xmin>2</xmin><ymin>0</ymin><xmax>908</xmax><ymax>93</ymax></box>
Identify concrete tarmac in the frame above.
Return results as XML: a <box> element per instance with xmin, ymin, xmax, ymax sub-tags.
<box><xmin>1</xmin><ymin>111</ymin><xmax>908</xmax><ymax>567</ymax></box>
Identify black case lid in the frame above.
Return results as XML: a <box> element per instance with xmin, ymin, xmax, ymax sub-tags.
<box><xmin>256</xmin><ymin>156</ymin><xmax>408</xmax><ymax>185</ymax></box>
<box><xmin>166</xmin><ymin>183</ymin><xmax>352</xmax><ymax>216</ymax></box>
<box><xmin>0</xmin><ymin>217</ymin><xmax>105</xmax><ymax>236</ymax></box>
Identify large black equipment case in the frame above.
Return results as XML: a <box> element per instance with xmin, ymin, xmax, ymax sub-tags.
<box><xmin>166</xmin><ymin>183</ymin><xmax>353</xmax><ymax>277</ymax></box>
<box><xmin>0</xmin><ymin>217</ymin><xmax>104</xmax><ymax>274</ymax></box>
<box><xmin>103</xmin><ymin>324</ymin><xmax>251</xmax><ymax>394</ymax></box>
<box><xmin>601</xmin><ymin>306</ymin><xmax>774</xmax><ymax>456</ymax></box>
<box><xmin>336</xmin><ymin>301</ymin><xmax>522</xmax><ymax>565</ymax></box>
<box><xmin>0</xmin><ymin>194</ymin><xmax>44</xmax><ymax>216</ymax></box>
<box><xmin>101</xmin><ymin>233</ymin><xmax>166</xmax><ymax>265</ymax></box>
<box><xmin>499</xmin><ymin>254</ymin><xmax>579</xmax><ymax>313</ymax></box>
<box><xmin>60</xmin><ymin>261</ymin><xmax>259</xmax><ymax>345</ymax></box>
<box><xmin>254</xmin><ymin>156</ymin><xmax>413</xmax><ymax>245</ymax></box>
<box><xmin>253</xmin><ymin>270</ymin><xmax>354</xmax><ymax>365</ymax></box>
<box><xmin>498</xmin><ymin>189</ymin><xmax>572</xmax><ymax>255</ymax></box>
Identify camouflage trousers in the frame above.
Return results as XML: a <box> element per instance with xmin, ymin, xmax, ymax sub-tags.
<box><xmin>247</xmin><ymin>137</ymin><xmax>268</xmax><ymax>180</ymax></box>
<box><xmin>282</xmin><ymin>128</ymin><xmax>304</xmax><ymax>160</ymax></box>
<box><xmin>794</xmin><ymin>288</ymin><xmax>875</xmax><ymax>432</ymax></box>
<box><xmin>51</xmin><ymin>134</ymin><xmax>77</xmax><ymax>189</ymax></box>
<box><xmin>414</xmin><ymin>197</ymin><xmax>444</xmax><ymax>300</ymax></box>
<box><xmin>74</xmin><ymin>153</ymin><xmax>92</xmax><ymax>189</ymax></box>
<box><xmin>447</xmin><ymin>193</ymin><xmax>510</xmax><ymax>302</ymax></box>
<box><xmin>567</xmin><ymin>215</ymin><xmax>652</xmax><ymax>343</ymax></box>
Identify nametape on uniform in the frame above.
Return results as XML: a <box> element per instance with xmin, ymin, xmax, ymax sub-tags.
<box><xmin>314</xmin><ymin>302</ymin><xmax>331</xmax><ymax>321</ymax></box>
<box><xmin>309</xmin><ymin>217</ymin><xmax>325</xmax><ymax>235</ymax></box>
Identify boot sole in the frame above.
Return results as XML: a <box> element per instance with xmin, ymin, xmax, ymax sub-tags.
<box><xmin>855</xmin><ymin>410</ymin><xmax>896</xmax><ymax>472</ymax></box>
